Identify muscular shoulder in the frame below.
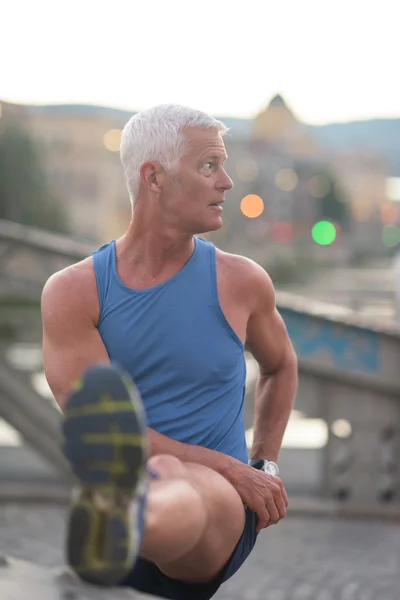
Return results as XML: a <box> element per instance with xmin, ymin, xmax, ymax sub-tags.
<box><xmin>216</xmin><ymin>249</ymin><xmax>275</xmax><ymax>312</ymax></box>
<box><xmin>41</xmin><ymin>256</ymin><xmax>100</xmax><ymax>325</ymax></box>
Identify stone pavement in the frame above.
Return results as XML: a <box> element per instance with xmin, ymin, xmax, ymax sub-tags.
<box><xmin>1</xmin><ymin>503</ymin><xmax>399</xmax><ymax>600</ymax></box>
<box><xmin>0</xmin><ymin>557</ymin><xmax>155</xmax><ymax>600</ymax></box>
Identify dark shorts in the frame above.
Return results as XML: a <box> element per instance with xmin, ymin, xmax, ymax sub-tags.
<box><xmin>121</xmin><ymin>507</ymin><xmax>258</xmax><ymax>600</ymax></box>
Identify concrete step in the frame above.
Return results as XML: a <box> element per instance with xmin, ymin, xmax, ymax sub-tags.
<box><xmin>0</xmin><ymin>556</ymin><xmax>159</xmax><ymax>600</ymax></box>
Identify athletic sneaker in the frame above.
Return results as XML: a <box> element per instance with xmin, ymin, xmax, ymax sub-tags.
<box><xmin>62</xmin><ymin>363</ymin><xmax>148</xmax><ymax>586</ymax></box>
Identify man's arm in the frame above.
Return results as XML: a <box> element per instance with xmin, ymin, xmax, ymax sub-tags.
<box><xmin>42</xmin><ymin>263</ymin><xmax>109</xmax><ymax>408</ymax></box>
<box><xmin>245</xmin><ymin>264</ymin><xmax>298</xmax><ymax>462</ymax></box>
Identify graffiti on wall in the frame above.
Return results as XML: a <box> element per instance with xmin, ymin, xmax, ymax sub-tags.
<box><xmin>280</xmin><ymin>309</ymin><xmax>380</xmax><ymax>372</ymax></box>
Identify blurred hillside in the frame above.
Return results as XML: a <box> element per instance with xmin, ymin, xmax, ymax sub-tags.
<box><xmin>309</xmin><ymin>119</ymin><xmax>400</xmax><ymax>176</ymax></box>
<box><xmin>222</xmin><ymin>115</ymin><xmax>400</xmax><ymax>177</ymax></box>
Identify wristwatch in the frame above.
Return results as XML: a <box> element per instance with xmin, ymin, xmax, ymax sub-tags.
<box><xmin>249</xmin><ymin>459</ymin><xmax>280</xmax><ymax>477</ymax></box>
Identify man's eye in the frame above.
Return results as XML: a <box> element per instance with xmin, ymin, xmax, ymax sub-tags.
<box><xmin>204</xmin><ymin>162</ymin><xmax>214</xmax><ymax>170</ymax></box>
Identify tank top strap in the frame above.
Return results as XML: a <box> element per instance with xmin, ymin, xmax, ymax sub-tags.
<box><xmin>182</xmin><ymin>236</ymin><xmax>216</xmax><ymax>300</ymax></box>
<box><xmin>92</xmin><ymin>241</ymin><xmax>116</xmax><ymax>313</ymax></box>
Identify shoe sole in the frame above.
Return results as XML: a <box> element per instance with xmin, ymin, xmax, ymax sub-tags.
<box><xmin>62</xmin><ymin>363</ymin><xmax>147</xmax><ymax>586</ymax></box>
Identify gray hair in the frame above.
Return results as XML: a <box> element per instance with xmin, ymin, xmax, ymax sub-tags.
<box><xmin>120</xmin><ymin>104</ymin><xmax>228</xmax><ymax>205</ymax></box>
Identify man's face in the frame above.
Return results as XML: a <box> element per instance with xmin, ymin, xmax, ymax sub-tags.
<box><xmin>160</xmin><ymin>127</ymin><xmax>233</xmax><ymax>234</ymax></box>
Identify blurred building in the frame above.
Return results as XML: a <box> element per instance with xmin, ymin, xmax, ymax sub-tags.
<box><xmin>333</xmin><ymin>150</ymin><xmax>391</xmax><ymax>252</ymax></box>
<box><xmin>216</xmin><ymin>96</ymin><xmax>345</xmax><ymax>263</ymax></box>
<box><xmin>215</xmin><ymin>95</ymin><xmax>392</xmax><ymax>264</ymax></box>
<box><xmin>253</xmin><ymin>94</ymin><xmax>318</xmax><ymax>156</ymax></box>
<box><xmin>0</xmin><ymin>96</ymin><xmax>393</xmax><ymax>258</ymax></box>
<box><xmin>0</xmin><ymin>100</ymin><xmax>131</xmax><ymax>242</ymax></box>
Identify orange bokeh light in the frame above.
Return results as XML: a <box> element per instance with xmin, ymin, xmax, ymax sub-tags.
<box><xmin>240</xmin><ymin>194</ymin><xmax>264</xmax><ymax>218</ymax></box>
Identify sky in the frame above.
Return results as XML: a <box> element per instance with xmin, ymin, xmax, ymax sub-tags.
<box><xmin>1</xmin><ymin>0</ymin><xmax>399</xmax><ymax>125</ymax></box>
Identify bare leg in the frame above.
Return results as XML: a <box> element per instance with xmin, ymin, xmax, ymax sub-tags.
<box><xmin>141</xmin><ymin>455</ymin><xmax>246</xmax><ymax>583</ymax></box>
<box><xmin>62</xmin><ymin>364</ymin><xmax>247</xmax><ymax>586</ymax></box>
<box><xmin>141</xmin><ymin>476</ymin><xmax>208</xmax><ymax>564</ymax></box>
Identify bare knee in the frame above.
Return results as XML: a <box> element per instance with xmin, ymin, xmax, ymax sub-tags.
<box><xmin>141</xmin><ymin>477</ymin><xmax>207</xmax><ymax>564</ymax></box>
<box><xmin>185</xmin><ymin>464</ymin><xmax>244</xmax><ymax>511</ymax></box>
<box><xmin>148</xmin><ymin>458</ymin><xmax>244</xmax><ymax>527</ymax></box>
<box><xmin>185</xmin><ymin>464</ymin><xmax>246</xmax><ymax>551</ymax></box>
<box><xmin>150</xmin><ymin>459</ymin><xmax>245</xmax><ymax>528</ymax></box>
<box><xmin>152</xmin><ymin>465</ymin><xmax>246</xmax><ymax>582</ymax></box>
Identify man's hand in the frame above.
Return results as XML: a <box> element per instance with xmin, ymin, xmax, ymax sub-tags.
<box><xmin>228</xmin><ymin>462</ymin><xmax>288</xmax><ymax>532</ymax></box>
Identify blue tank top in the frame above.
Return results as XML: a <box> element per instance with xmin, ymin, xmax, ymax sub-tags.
<box><xmin>92</xmin><ymin>237</ymin><xmax>248</xmax><ymax>464</ymax></box>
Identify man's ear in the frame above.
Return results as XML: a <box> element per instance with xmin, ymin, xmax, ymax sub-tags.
<box><xmin>140</xmin><ymin>161</ymin><xmax>164</xmax><ymax>194</ymax></box>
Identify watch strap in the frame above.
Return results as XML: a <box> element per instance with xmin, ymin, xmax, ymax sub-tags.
<box><xmin>249</xmin><ymin>459</ymin><xmax>265</xmax><ymax>470</ymax></box>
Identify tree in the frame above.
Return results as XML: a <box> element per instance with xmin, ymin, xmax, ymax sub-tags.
<box><xmin>0</xmin><ymin>123</ymin><xmax>69</xmax><ymax>233</ymax></box>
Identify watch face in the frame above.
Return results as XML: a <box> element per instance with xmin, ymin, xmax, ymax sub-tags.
<box><xmin>264</xmin><ymin>462</ymin><xmax>279</xmax><ymax>476</ymax></box>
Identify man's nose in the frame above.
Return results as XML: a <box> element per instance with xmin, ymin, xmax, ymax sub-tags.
<box><xmin>219</xmin><ymin>169</ymin><xmax>234</xmax><ymax>191</ymax></box>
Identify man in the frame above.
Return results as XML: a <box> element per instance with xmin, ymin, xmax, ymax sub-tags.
<box><xmin>41</xmin><ymin>104</ymin><xmax>298</xmax><ymax>600</ymax></box>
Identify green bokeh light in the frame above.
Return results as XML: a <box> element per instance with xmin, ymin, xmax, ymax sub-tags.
<box><xmin>312</xmin><ymin>221</ymin><xmax>337</xmax><ymax>246</ymax></box>
<box><xmin>382</xmin><ymin>225</ymin><xmax>400</xmax><ymax>247</ymax></box>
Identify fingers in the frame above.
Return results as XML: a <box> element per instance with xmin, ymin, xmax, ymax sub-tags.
<box><xmin>264</xmin><ymin>493</ymin><xmax>280</xmax><ymax>524</ymax></box>
<box><xmin>264</xmin><ymin>477</ymin><xmax>288</xmax><ymax>525</ymax></box>
<box><xmin>236</xmin><ymin>467</ymin><xmax>289</xmax><ymax>533</ymax></box>
<box><xmin>273</xmin><ymin>493</ymin><xmax>287</xmax><ymax>522</ymax></box>
<box><xmin>275</xmin><ymin>477</ymin><xmax>289</xmax><ymax>514</ymax></box>
<box><xmin>255</xmin><ymin>502</ymin><xmax>270</xmax><ymax>532</ymax></box>
<box><xmin>278</xmin><ymin>478</ymin><xmax>289</xmax><ymax>507</ymax></box>
<box><xmin>255</xmin><ymin>488</ymin><xmax>284</xmax><ymax>532</ymax></box>
<box><xmin>256</xmin><ymin>519</ymin><xmax>268</xmax><ymax>533</ymax></box>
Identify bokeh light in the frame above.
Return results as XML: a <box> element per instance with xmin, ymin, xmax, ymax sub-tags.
<box><xmin>240</xmin><ymin>194</ymin><xmax>264</xmax><ymax>218</ymax></box>
<box><xmin>331</xmin><ymin>419</ymin><xmax>352</xmax><ymax>439</ymax></box>
<box><xmin>382</xmin><ymin>225</ymin><xmax>400</xmax><ymax>247</ymax></box>
<box><xmin>386</xmin><ymin>177</ymin><xmax>400</xmax><ymax>202</ymax></box>
<box><xmin>275</xmin><ymin>168</ymin><xmax>298</xmax><ymax>192</ymax></box>
<box><xmin>103</xmin><ymin>129</ymin><xmax>122</xmax><ymax>152</ymax></box>
<box><xmin>307</xmin><ymin>175</ymin><xmax>331</xmax><ymax>198</ymax></box>
<box><xmin>312</xmin><ymin>221</ymin><xmax>337</xmax><ymax>245</ymax></box>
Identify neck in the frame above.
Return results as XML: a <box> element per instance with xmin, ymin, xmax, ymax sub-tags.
<box><xmin>123</xmin><ymin>218</ymin><xmax>193</xmax><ymax>260</ymax></box>
<box><xmin>116</xmin><ymin>207</ymin><xmax>195</xmax><ymax>283</ymax></box>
